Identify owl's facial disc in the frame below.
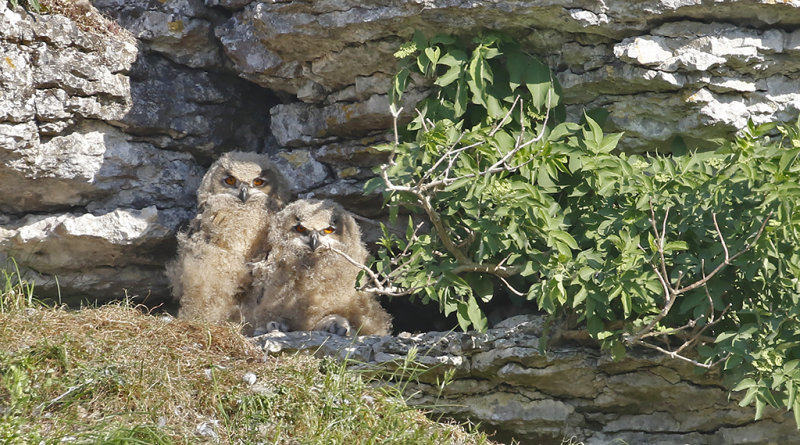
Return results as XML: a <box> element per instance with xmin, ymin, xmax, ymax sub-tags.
<box><xmin>292</xmin><ymin>222</ymin><xmax>337</xmax><ymax>251</ymax></box>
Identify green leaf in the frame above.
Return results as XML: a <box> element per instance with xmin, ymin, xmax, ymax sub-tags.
<box><xmin>755</xmin><ymin>397</ymin><xmax>765</xmax><ymax>420</ymax></box>
<box><xmin>537</xmin><ymin>164</ymin><xmax>556</xmax><ymax>189</ymax></box>
<box><xmin>465</xmin><ymin>275</ymin><xmax>494</xmax><ymax>303</ymax></box>
<box><xmin>794</xmin><ymin>399</ymin><xmax>800</xmax><ymax>429</ymax></box>
<box><xmin>610</xmin><ymin>340</ymin><xmax>627</xmax><ymax>361</ymax></box>
<box><xmin>550</xmin><ymin>230</ymin><xmax>579</xmax><ymax>250</ymax></box>
<box><xmin>435</xmin><ymin>65</ymin><xmax>462</xmax><ymax>87</ymax></box>
<box><xmin>549</xmin><ymin>122</ymin><xmax>582</xmax><ymax>142</ymax></box>
<box><xmin>739</xmin><ymin>386</ymin><xmax>759</xmax><ymax>407</ymax></box>
<box><xmin>457</xmin><ymin>296</ymin><xmax>488</xmax><ymax>332</ymax></box>
<box><xmin>454</xmin><ymin>78</ymin><xmax>468</xmax><ymax>117</ymax></box>
<box><xmin>430</xmin><ymin>34</ymin><xmax>457</xmax><ymax>46</ymax></box>
<box><xmin>587</xmin><ymin>316</ymin><xmax>604</xmax><ymax>336</ymax></box>
<box><xmin>424</xmin><ymin>46</ymin><xmax>441</xmax><ymax>67</ymax></box>
<box><xmin>621</xmin><ymin>290</ymin><xmax>632</xmax><ymax>318</ymax></box>
<box><xmin>573</xmin><ymin>287</ymin><xmax>588</xmax><ymax>307</ymax></box>
<box><xmin>412</xmin><ymin>30</ymin><xmax>428</xmax><ymax>50</ymax></box>
<box><xmin>524</xmin><ymin>58</ymin><xmax>555</xmax><ymax>112</ymax></box>
<box><xmin>583</xmin><ymin>114</ymin><xmax>604</xmax><ymax>153</ymax></box>
<box><xmin>363</xmin><ymin>177</ymin><xmax>385</xmax><ymax>197</ymax></box>
<box><xmin>598</xmin><ymin>132</ymin><xmax>624</xmax><ymax>154</ymax></box>
<box><xmin>392</xmin><ymin>67</ymin><xmax>410</xmax><ymax>102</ymax></box>
<box><xmin>663</xmin><ymin>241</ymin><xmax>689</xmax><ymax>252</ymax></box>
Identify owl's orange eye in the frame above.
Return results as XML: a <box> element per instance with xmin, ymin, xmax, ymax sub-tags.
<box><xmin>294</xmin><ymin>224</ymin><xmax>307</xmax><ymax>234</ymax></box>
<box><xmin>252</xmin><ymin>178</ymin><xmax>265</xmax><ymax>187</ymax></box>
<box><xmin>323</xmin><ymin>226</ymin><xmax>335</xmax><ymax>234</ymax></box>
<box><xmin>223</xmin><ymin>176</ymin><xmax>237</xmax><ymax>186</ymax></box>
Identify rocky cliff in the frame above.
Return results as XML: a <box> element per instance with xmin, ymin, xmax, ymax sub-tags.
<box><xmin>256</xmin><ymin>315</ymin><xmax>798</xmax><ymax>445</ymax></box>
<box><xmin>2</xmin><ymin>1</ymin><xmax>799</xmax><ymax>443</ymax></box>
<box><xmin>3</xmin><ymin>0</ymin><xmax>800</xmax><ymax>303</ymax></box>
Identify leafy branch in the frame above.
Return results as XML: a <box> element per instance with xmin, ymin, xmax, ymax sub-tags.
<box><xmin>625</xmin><ymin>203</ymin><xmax>774</xmax><ymax>368</ymax></box>
<box><xmin>378</xmin><ymin>100</ymin><xmax>550</xmax><ymax>283</ymax></box>
<box><xmin>369</xmin><ymin>32</ymin><xmax>800</xmax><ymax>426</ymax></box>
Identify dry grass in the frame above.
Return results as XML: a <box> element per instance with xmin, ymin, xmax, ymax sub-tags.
<box><xmin>12</xmin><ymin>0</ymin><xmax>126</xmax><ymax>36</ymax></box>
<box><xmin>0</xmin><ymin>267</ymin><xmax>493</xmax><ymax>444</ymax></box>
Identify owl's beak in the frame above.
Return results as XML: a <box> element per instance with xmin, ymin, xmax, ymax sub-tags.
<box><xmin>309</xmin><ymin>232</ymin><xmax>320</xmax><ymax>251</ymax></box>
<box><xmin>238</xmin><ymin>184</ymin><xmax>250</xmax><ymax>203</ymax></box>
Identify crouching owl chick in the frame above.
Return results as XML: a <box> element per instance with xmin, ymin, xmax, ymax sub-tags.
<box><xmin>249</xmin><ymin>199</ymin><xmax>392</xmax><ymax>336</ymax></box>
<box><xmin>167</xmin><ymin>151</ymin><xmax>292</xmax><ymax>325</ymax></box>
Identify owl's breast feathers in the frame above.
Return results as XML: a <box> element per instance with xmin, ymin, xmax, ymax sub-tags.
<box><xmin>199</xmin><ymin>196</ymin><xmax>272</xmax><ymax>252</ymax></box>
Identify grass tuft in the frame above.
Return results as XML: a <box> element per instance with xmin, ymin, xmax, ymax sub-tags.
<box><xmin>0</xmin><ymin>259</ymin><xmax>37</xmax><ymax>313</ymax></box>
<box><xmin>0</xmin><ymin>278</ymin><xmax>493</xmax><ymax>444</ymax></box>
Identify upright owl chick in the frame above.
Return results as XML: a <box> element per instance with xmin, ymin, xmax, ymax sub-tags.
<box><xmin>167</xmin><ymin>151</ymin><xmax>292</xmax><ymax>325</ymax></box>
<box><xmin>250</xmin><ymin>199</ymin><xmax>392</xmax><ymax>336</ymax></box>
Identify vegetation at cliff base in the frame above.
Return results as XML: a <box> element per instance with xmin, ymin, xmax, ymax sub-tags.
<box><xmin>0</xmin><ymin>267</ymin><xmax>492</xmax><ymax>444</ymax></box>
<box><xmin>369</xmin><ymin>32</ymin><xmax>800</xmax><ymax>426</ymax></box>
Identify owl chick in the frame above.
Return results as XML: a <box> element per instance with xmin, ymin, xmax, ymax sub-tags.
<box><xmin>167</xmin><ymin>151</ymin><xmax>292</xmax><ymax>326</ymax></box>
<box><xmin>249</xmin><ymin>199</ymin><xmax>392</xmax><ymax>336</ymax></box>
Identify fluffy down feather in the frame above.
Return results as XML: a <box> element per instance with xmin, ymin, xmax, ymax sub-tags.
<box><xmin>167</xmin><ymin>151</ymin><xmax>292</xmax><ymax>325</ymax></box>
<box><xmin>249</xmin><ymin>199</ymin><xmax>392</xmax><ymax>336</ymax></box>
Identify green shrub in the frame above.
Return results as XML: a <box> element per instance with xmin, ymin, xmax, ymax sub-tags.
<box><xmin>7</xmin><ymin>0</ymin><xmax>41</xmax><ymax>13</ymax></box>
<box><xmin>369</xmin><ymin>32</ymin><xmax>800</xmax><ymax>425</ymax></box>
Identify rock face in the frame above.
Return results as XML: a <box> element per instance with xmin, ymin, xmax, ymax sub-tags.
<box><xmin>215</xmin><ymin>0</ymin><xmax>800</xmax><ymax>151</ymax></box>
<box><xmin>4</xmin><ymin>0</ymin><xmax>800</xmax><ymax>300</ymax></box>
<box><xmin>254</xmin><ymin>315</ymin><xmax>798</xmax><ymax>445</ymax></box>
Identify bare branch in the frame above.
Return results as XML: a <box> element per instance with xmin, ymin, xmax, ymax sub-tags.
<box><xmin>489</xmin><ymin>95</ymin><xmax>521</xmax><ymax>137</ymax></box>
<box><xmin>638</xmin><ymin>243</ymin><xmax>672</xmax><ymax>303</ymax></box>
<box><xmin>628</xmin><ymin>209</ymin><xmax>773</xmax><ymax>368</ymax></box>
<box><xmin>451</xmin><ymin>263</ymin><xmax>521</xmax><ymax>278</ymax></box>
<box><xmin>675</xmin><ymin>211</ymin><xmax>772</xmax><ymax>295</ymax></box>
<box><xmin>499</xmin><ymin>275</ymin><xmax>526</xmax><ymax>296</ymax></box>
<box><xmin>712</xmin><ymin>213</ymin><xmax>729</xmax><ymax>261</ymax></box>
<box><xmin>627</xmin><ymin>337</ymin><xmax>730</xmax><ymax>369</ymax></box>
<box><xmin>325</xmin><ymin>245</ymin><xmax>428</xmax><ymax>297</ymax></box>
<box><xmin>390</xmin><ymin>105</ymin><xmax>404</xmax><ymax>146</ymax></box>
<box><xmin>649</xmin><ymin>202</ymin><xmax>672</xmax><ymax>297</ymax></box>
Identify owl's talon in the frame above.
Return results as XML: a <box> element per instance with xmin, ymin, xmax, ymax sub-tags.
<box><xmin>253</xmin><ymin>320</ymin><xmax>289</xmax><ymax>336</ymax></box>
<box><xmin>314</xmin><ymin>314</ymin><xmax>351</xmax><ymax>336</ymax></box>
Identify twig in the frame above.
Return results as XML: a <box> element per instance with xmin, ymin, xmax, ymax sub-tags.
<box><xmin>325</xmin><ymin>245</ymin><xmax>430</xmax><ymax>297</ymax></box>
<box><xmin>675</xmin><ymin>211</ymin><xmax>772</xmax><ymax>295</ymax></box>
<box><xmin>489</xmin><ymin>95</ymin><xmax>521</xmax><ymax>137</ymax></box>
<box><xmin>628</xmin><ymin>209</ymin><xmax>773</xmax><ymax>362</ymax></box>
<box><xmin>627</xmin><ymin>337</ymin><xmax>730</xmax><ymax>369</ymax></box>
<box><xmin>499</xmin><ymin>275</ymin><xmax>526</xmax><ymax>296</ymax></box>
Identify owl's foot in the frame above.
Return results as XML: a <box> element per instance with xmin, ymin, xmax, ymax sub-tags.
<box><xmin>253</xmin><ymin>320</ymin><xmax>289</xmax><ymax>336</ymax></box>
<box><xmin>313</xmin><ymin>314</ymin><xmax>351</xmax><ymax>336</ymax></box>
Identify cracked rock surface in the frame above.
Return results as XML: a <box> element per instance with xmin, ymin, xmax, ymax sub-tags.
<box><xmin>6</xmin><ymin>0</ymin><xmax>800</xmax><ymax>301</ymax></box>
<box><xmin>0</xmin><ymin>2</ymin><xmax>269</xmax><ymax>300</ymax></box>
<box><xmin>253</xmin><ymin>315</ymin><xmax>798</xmax><ymax>445</ymax></box>
<box><xmin>217</xmin><ymin>0</ymin><xmax>800</xmax><ymax>150</ymax></box>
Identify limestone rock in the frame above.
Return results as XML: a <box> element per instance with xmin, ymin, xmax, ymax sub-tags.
<box><xmin>1</xmin><ymin>121</ymin><xmax>203</xmax><ymax>215</ymax></box>
<box><xmin>253</xmin><ymin>315</ymin><xmax>798</xmax><ymax>445</ymax></box>
<box><xmin>270</xmin><ymin>91</ymin><xmax>426</xmax><ymax>147</ymax></box>
<box><xmin>1</xmin><ymin>207</ymin><xmax>181</xmax><ymax>271</ymax></box>
<box><xmin>270</xmin><ymin>149</ymin><xmax>330</xmax><ymax>194</ymax></box>
<box><xmin>217</xmin><ymin>0</ymin><xmax>800</xmax><ymax>150</ymax></box>
<box><xmin>0</xmin><ymin>4</ymin><xmax>247</xmax><ymax>302</ymax></box>
<box><xmin>302</xmin><ymin>179</ymin><xmax>385</xmax><ymax>218</ymax></box>
<box><xmin>93</xmin><ymin>0</ymin><xmax>224</xmax><ymax>69</ymax></box>
<box><xmin>118</xmin><ymin>54</ymin><xmax>271</xmax><ymax>160</ymax></box>
<box><xmin>314</xmin><ymin>139</ymin><xmax>392</xmax><ymax>168</ymax></box>
<box><xmin>0</xmin><ymin>206</ymin><xmax>187</xmax><ymax>300</ymax></box>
